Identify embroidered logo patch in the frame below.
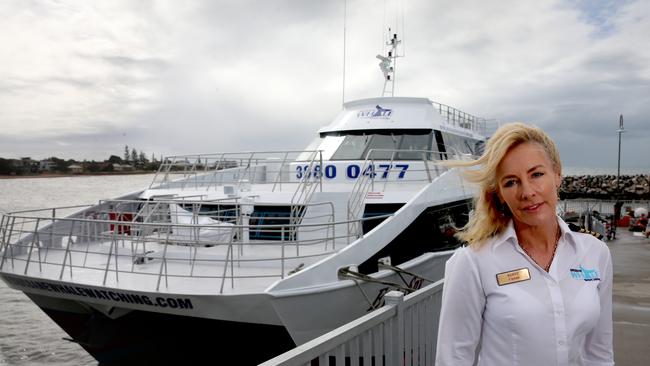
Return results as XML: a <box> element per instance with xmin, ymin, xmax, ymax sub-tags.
<box><xmin>569</xmin><ymin>266</ymin><xmax>600</xmax><ymax>281</ymax></box>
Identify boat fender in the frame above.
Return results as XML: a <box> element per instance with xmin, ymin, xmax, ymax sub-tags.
<box><xmin>567</xmin><ymin>223</ymin><xmax>604</xmax><ymax>240</ymax></box>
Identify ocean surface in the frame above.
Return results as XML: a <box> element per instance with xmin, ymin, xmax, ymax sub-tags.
<box><xmin>0</xmin><ymin>174</ymin><xmax>154</xmax><ymax>366</ymax></box>
<box><xmin>563</xmin><ymin>166</ymin><xmax>647</xmax><ymax>176</ymax></box>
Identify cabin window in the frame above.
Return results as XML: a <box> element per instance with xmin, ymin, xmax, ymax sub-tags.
<box><xmin>396</xmin><ymin>134</ymin><xmax>432</xmax><ymax>160</ymax></box>
<box><xmin>363</xmin><ymin>134</ymin><xmax>399</xmax><ymax>159</ymax></box>
<box><xmin>441</xmin><ymin>132</ymin><xmax>481</xmax><ymax>157</ymax></box>
<box><xmin>330</xmin><ymin>135</ymin><xmax>371</xmax><ymax>160</ymax></box>
<box><xmin>297</xmin><ymin>136</ymin><xmax>345</xmax><ymax>161</ymax></box>
<box><xmin>329</xmin><ymin>131</ymin><xmax>433</xmax><ymax>161</ymax></box>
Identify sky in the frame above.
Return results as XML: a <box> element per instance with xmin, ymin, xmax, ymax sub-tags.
<box><xmin>1</xmin><ymin>0</ymin><xmax>648</xmax><ymax>172</ymax></box>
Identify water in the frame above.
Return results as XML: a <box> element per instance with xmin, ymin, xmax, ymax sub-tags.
<box><xmin>563</xmin><ymin>166</ymin><xmax>648</xmax><ymax>176</ymax></box>
<box><xmin>0</xmin><ymin>174</ymin><xmax>154</xmax><ymax>366</ymax></box>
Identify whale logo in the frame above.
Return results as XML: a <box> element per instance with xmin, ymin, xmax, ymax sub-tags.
<box><xmin>357</xmin><ymin>105</ymin><xmax>393</xmax><ymax>119</ymax></box>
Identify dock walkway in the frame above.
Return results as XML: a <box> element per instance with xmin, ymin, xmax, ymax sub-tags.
<box><xmin>611</xmin><ymin>228</ymin><xmax>650</xmax><ymax>366</ymax></box>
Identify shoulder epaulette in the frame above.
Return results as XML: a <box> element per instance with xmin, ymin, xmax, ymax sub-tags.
<box><xmin>567</xmin><ymin>222</ymin><xmax>604</xmax><ymax>240</ymax></box>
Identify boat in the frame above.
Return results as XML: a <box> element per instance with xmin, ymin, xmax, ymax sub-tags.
<box><xmin>0</xmin><ymin>31</ymin><xmax>490</xmax><ymax>365</ymax></box>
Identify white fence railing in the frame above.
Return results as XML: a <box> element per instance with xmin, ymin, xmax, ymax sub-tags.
<box><xmin>261</xmin><ymin>279</ymin><xmax>444</xmax><ymax>366</ymax></box>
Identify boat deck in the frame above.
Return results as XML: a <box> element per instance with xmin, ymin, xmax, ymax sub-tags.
<box><xmin>1</xmin><ymin>236</ymin><xmax>335</xmax><ymax>295</ymax></box>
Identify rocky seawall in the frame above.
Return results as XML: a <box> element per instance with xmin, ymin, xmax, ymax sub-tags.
<box><xmin>561</xmin><ymin>174</ymin><xmax>650</xmax><ymax>200</ymax></box>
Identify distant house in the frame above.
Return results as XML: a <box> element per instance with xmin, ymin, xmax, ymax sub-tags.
<box><xmin>68</xmin><ymin>164</ymin><xmax>84</xmax><ymax>174</ymax></box>
<box><xmin>12</xmin><ymin>157</ymin><xmax>39</xmax><ymax>173</ymax></box>
<box><xmin>39</xmin><ymin>160</ymin><xmax>57</xmax><ymax>172</ymax></box>
<box><xmin>113</xmin><ymin>164</ymin><xmax>134</xmax><ymax>172</ymax></box>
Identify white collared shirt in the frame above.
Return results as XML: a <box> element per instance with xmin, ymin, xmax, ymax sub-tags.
<box><xmin>435</xmin><ymin>217</ymin><xmax>614</xmax><ymax>366</ymax></box>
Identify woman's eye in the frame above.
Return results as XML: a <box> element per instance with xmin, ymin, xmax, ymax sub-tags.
<box><xmin>503</xmin><ymin>180</ymin><xmax>516</xmax><ymax>188</ymax></box>
<box><xmin>532</xmin><ymin>171</ymin><xmax>544</xmax><ymax>178</ymax></box>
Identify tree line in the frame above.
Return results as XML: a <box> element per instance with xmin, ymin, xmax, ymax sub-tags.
<box><xmin>0</xmin><ymin>145</ymin><xmax>162</xmax><ymax>175</ymax></box>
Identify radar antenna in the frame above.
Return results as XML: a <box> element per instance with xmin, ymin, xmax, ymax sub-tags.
<box><xmin>377</xmin><ymin>28</ymin><xmax>402</xmax><ymax>97</ymax></box>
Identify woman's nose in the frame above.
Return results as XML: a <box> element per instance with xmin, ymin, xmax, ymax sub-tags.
<box><xmin>519</xmin><ymin>179</ymin><xmax>536</xmax><ymax>199</ymax></box>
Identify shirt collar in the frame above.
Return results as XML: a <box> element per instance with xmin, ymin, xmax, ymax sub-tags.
<box><xmin>491</xmin><ymin>215</ymin><xmax>577</xmax><ymax>250</ymax></box>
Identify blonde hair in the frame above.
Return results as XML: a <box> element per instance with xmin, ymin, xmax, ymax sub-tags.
<box><xmin>449</xmin><ymin>122</ymin><xmax>562</xmax><ymax>248</ymax></box>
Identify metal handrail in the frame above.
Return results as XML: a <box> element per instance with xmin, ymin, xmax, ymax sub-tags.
<box><xmin>346</xmin><ymin>148</ymin><xmax>455</xmax><ymax>240</ymax></box>
<box><xmin>289</xmin><ymin>150</ymin><xmax>323</xmax><ymax>241</ymax></box>
<box><xmin>431</xmin><ymin>100</ymin><xmax>487</xmax><ymax>135</ymax></box>
<box><xmin>0</xmin><ymin>208</ymin><xmax>392</xmax><ymax>292</ymax></box>
<box><xmin>7</xmin><ymin>204</ymin><xmax>92</xmax><ymax>215</ymax></box>
<box><xmin>146</xmin><ymin>149</ymin><xmax>470</xmax><ymax>199</ymax></box>
<box><xmin>150</xmin><ymin>150</ymin><xmax>326</xmax><ymax>186</ymax></box>
<box><xmin>0</xmin><ymin>211</ymin><xmax>389</xmax><ymax>239</ymax></box>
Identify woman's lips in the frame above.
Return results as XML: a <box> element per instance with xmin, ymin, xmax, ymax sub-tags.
<box><xmin>522</xmin><ymin>203</ymin><xmax>543</xmax><ymax>212</ymax></box>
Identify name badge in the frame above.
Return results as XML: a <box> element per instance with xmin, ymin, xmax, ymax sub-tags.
<box><xmin>496</xmin><ymin>268</ymin><xmax>531</xmax><ymax>286</ymax></box>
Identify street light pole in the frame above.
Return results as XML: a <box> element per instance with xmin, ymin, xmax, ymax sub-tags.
<box><xmin>616</xmin><ymin>114</ymin><xmax>626</xmax><ymax>192</ymax></box>
<box><xmin>610</xmin><ymin>114</ymin><xmax>627</xmax><ymax>240</ymax></box>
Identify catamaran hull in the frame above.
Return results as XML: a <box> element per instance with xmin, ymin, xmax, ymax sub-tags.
<box><xmin>0</xmin><ymin>274</ymin><xmax>294</xmax><ymax>365</ymax></box>
<box><xmin>0</xmin><ymin>250</ymin><xmax>451</xmax><ymax>364</ymax></box>
<box><xmin>27</xmin><ymin>294</ymin><xmax>295</xmax><ymax>365</ymax></box>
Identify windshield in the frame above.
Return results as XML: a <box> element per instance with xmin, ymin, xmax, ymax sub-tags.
<box><xmin>329</xmin><ymin>132</ymin><xmax>432</xmax><ymax>160</ymax></box>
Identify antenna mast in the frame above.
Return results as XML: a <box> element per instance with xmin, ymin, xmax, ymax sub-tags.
<box><xmin>341</xmin><ymin>0</ymin><xmax>347</xmax><ymax>107</ymax></box>
<box><xmin>377</xmin><ymin>28</ymin><xmax>402</xmax><ymax>97</ymax></box>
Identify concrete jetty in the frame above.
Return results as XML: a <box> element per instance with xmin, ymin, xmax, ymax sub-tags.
<box><xmin>610</xmin><ymin>228</ymin><xmax>650</xmax><ymax>365</ymax></box>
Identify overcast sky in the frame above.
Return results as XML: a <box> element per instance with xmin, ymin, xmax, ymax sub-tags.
<box><xmin>1</xmin><ymin>0</ymin><xmax>648</xmax><ymax>173</ymax></box>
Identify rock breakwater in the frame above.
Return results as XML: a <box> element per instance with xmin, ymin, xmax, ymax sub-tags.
<box><xmin>561</xmin><ymin>174</ymin><xmax>650</xmax><ymax>200</ymax></box>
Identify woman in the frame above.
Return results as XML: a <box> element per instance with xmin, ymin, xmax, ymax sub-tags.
<box><xmin>435</xmin><ymin>123</ymin><xmax>614</xmax><ymax>365</ymax></box>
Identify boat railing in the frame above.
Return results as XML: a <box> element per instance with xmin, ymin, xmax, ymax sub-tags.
<box><xmin>260</xmin><ymin>280</ymin><xmax>444</xmax><ymax>366</ymax></box>
<box><xmin>0</xmin><ymin>200</ymin><xmax>393</xmax><ymax>294</ymax></box>
<box><xmin>290</xmin><ymin>150</ymin><xmax>324</xmax><ymax>239</ymax></box>
<box><xmin>431</xmin><ymin>100</ymin><xmax>488</xmax><ymax>135</ymax></box>
<box><xmin>149</xmin><ymin>150</ymin><xmax>324</xmax><ymax>191</ymax></box>
<box><xmin>346</xmin><ymin>149</ymin><xmax>456</xmax><ymax>240</ymax></box>
<box><xmin>147</xmin><ymin>149</ymin><xmax>456</xmax><ymax>194</ymax></box>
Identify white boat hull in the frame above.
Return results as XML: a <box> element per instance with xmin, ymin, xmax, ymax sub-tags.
<box><xmin>269</xmin><ymin>251</ymin><xmax>453</xmax><ymax>344</ymax></box>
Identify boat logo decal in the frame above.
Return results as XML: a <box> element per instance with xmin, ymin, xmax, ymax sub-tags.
<box><xmin>569</xmin><ymin>265</ymin><xmax>600</xmax><ymax>281</ymax></box>
<box><xmin>357</xmin><ymin>105</ymin><xmax>392</xmax><ymax>119</ymax></box>
<box><xmin>2</xmin><ymin>275</ymin><xmax>195</xmax><ymax>310</ymax></box>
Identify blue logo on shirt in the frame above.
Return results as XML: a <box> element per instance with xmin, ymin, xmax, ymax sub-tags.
<box><xmin>569</xmin><ymin>266</ymin><xmax>600</xmax><ymax>281</ymax></box>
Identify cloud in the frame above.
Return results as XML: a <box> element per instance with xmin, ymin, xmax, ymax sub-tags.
<box><xmin>0</xmin><ymin>0</ymin><xmax>647</xmax><ymax>172</ymax></box>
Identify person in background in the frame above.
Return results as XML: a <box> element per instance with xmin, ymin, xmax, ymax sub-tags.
<box><xmin>435</xmin><ymin>122</ymin><xmax>614</xmax><ymax>366</ymax></box>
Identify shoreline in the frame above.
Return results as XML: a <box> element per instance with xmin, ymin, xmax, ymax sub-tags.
<box><xmin>0</xmin><ymin>171</ymin><xmax>155</xmax><ymax>179</ymax></box>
